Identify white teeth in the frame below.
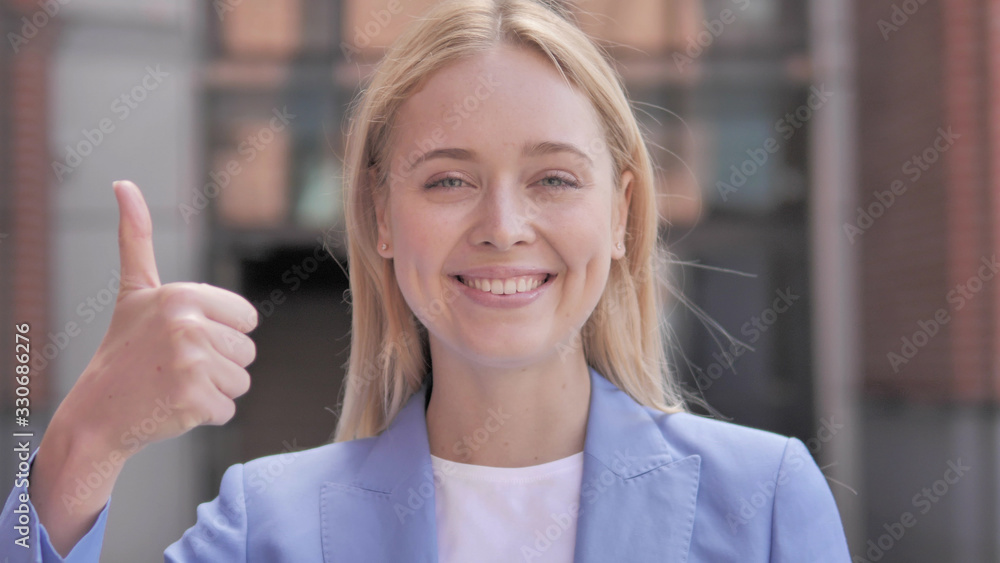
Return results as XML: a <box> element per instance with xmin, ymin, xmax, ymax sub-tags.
<box><xmin>459</xmin><ymin>275</ymin><xmax>547</xmax><ymax>294</ymax></box>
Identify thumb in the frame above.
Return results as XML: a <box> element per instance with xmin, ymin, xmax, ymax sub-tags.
<box><xmin>113</xmin><ymin>180</ymin><xmax>161</xmax><ymax>294</ymax></box>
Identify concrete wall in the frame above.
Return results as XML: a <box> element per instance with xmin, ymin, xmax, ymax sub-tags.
<box><xmin>48</xmin><ymin>2</ymin><xmax>206</xmax><ymax>560</ymax></box>
<box><xmin>861</xmin><ymin>402</ymin><xmax>999</xmax><ymax>562</ymax></box>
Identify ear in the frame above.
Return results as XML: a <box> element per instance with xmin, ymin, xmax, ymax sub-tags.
<box><xmin>371</xmin><ymin>167</ymin><xmax>393</xmax><ymax>258</ymax></box>
<box><xmin>612</xmin><ymin>169</ymin><xmax>633</xmax><ymax>260</ymax></box>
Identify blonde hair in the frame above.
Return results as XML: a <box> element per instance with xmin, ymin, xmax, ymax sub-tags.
<box><xmin>334</xmin><ymin>0</ymin><xmax>686</xmax><ymax>442</ymax></box>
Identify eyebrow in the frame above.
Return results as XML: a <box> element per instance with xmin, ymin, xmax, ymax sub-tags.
<box><xmin>401</xmin><ymin>141</ymin><xmax>595</xmax><ymax>173</ymax></box>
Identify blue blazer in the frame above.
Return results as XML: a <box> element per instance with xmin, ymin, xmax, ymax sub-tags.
<box><xmin>4</xmin><ymin>366</ymin><xmax>850</xmax><ymax>562</ymax></box>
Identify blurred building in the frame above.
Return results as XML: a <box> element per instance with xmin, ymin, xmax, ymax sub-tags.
<box><xmin>0</xmin><ymin>0</ymin><xmax>996</xmax><ymax>561</ymax></box>
<box><xmin>855</xmin><ymin>0</ymin><xmax>1000</xmax><ymax>561</ymax></box>
<box><xmin>1</xmin><ymin>2</ymin><xmax>207</xmax><ymax>562</ymax></box>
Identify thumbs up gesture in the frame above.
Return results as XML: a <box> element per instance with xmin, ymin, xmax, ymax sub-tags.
<box><xmin>61</xmin><ymin>180</ymin><xmax>259</xmax><ymax>450</ymax></box>
<box><xmin>29</xmin><ymin>182</ymin><xmax>259</xmax><ymax>555</ymax></box>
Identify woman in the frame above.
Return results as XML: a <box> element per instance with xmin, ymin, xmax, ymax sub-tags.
<box><xmin>1</xmin><ymin>0</ymin><xmax>850</xmax><ymax>561</ymax></box>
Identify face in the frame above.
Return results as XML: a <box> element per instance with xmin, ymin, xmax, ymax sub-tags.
<box><xmin>375</xmin><ymin>43</ymin><xmax>632</xmax><ymax>370</ymax></box>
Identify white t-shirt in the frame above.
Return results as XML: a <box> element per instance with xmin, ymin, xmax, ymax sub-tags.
<box><xmin>429</xmin><ymin>451</ymin><xmax>586</xmax><ymax>563</ymax></box>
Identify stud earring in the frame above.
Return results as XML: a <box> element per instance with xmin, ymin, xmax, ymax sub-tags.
<box><xmin>617</xmin><ymin>242</ymin><xmax>623</xmax><ymax>250</ymax></box>
<box><xmin>381</xmin><ymin>243</ymin><xmax>388</xmax><ymax>251</ymax></box>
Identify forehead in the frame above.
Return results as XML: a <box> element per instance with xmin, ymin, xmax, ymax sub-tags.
<box><xmin>389</xmin><ymin>44</ymin><xmax>607</xmax><ymax>166</ymax></box>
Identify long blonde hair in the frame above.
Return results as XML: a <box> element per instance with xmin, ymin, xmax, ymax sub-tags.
<box><xmin>334</xmin><ymin>0</ymin><xmax>686</xmax><ymax>442</ymax></box>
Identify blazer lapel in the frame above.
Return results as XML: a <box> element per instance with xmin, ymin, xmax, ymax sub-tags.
<box><xmin>319</xmin><ymin>367</ymin><xmax>701</xmax><ymax>562</ymax></box>
<box><xmin>320</xmin><ymin>384</ymin><xmax>439</xmax><ymax>562</ymax></box>
<box><xmin>572</xmin><ymin>367</ymin><xmax>701</xmax><ymax>562</ymax></box>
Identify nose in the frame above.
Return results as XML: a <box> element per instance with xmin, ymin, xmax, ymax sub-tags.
<box><xmin>470</xmin><ymin>180</ymin><xmax>538</xmax><ymax>251</ymax></box>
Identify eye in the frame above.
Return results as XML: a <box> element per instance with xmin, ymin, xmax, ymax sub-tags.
<box><xmin>538</xmin><ymin>173</ymin><xmax>581</xmax><ymax>189</ymax></box>
<box><xmin>424</xmin><ymin>172</ymin><xmax>582</xmax><ymax>190</ymax></box>
<box><xmin>424</xmin><ymin>175</ymin><xmax>468</xmax><ymax>190</ymax></box>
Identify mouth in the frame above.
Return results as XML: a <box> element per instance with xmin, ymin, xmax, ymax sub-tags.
<box><xmin>452</xmin><ymin>273</ymin><xmax>554</xmax><ymax>295</ymax></box>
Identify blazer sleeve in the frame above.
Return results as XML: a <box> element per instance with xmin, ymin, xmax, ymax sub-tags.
<box><xmin>769</xmin><ymin>437</ymin><xmax>851</xmax><ymax>562</ymax></box>
<box><xmin>163</xmin><ymin>463</ymin><xmax>248</xmax><ymax>562</ymax></box>
<box><xmin>0</xmin><ymin>446</ymin><xmax>111</xmax><ymax>563</ymax></box>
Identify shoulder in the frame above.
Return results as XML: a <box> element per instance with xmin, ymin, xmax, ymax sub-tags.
<box><xmin>167</xmin><ymin>439</ymin><xmax>380</xmax><ymax>559</ymax></box>
<box><xmin>640</xmin><ymin>409</ymin><xmax>849</xmax><ymax>559</ymax></box>
<box><xmin>240</xmin><ymin>436</ymin><xmax>377</xmax><ymax>500</ymax></box>
<box><xmin>642</xmin><ymin>408</ymin><xmax>825</xmax><ymax>520</ymax></box>
<box><xmin>644</xmin><ymin>408</ymin><xmax>797</xmax><ymax>469</ymax></box>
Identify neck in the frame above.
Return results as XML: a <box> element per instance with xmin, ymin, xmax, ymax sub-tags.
<box><xmin>425</xmin><ymin>339</ymin><xmax>591</xmax><ymax>468</ymax></box>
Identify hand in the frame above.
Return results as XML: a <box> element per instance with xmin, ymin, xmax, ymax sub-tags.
<box><xmin>30</xmin><ymin>180</ymin><xmax>259</xmax><ymax>556</ymax></box>
<box><xmin>52</xmin><ymin>179</ymin><xmax>259</xmax><ymax>458</ymax></box>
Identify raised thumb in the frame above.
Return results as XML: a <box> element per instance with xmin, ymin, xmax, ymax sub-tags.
<box><xmin>113</xmin><ymin>180</ymin><xmax>161</xmax><ymax>294</ymax></box>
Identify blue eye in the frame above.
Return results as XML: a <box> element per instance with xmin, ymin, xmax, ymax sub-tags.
<box><xmin>424</xmin><ymin>176</ymin><xmax>466</xmax><ymax>190</ymax></box>
<box><xmin>539</xmin><ymin>174</ymin><xmax>580</xmax><ymax>189</ymax></box>
<box><xmin>423</xmin><ymin>173</ymin><xmax>581</xmax><ymax>190</ymax></box>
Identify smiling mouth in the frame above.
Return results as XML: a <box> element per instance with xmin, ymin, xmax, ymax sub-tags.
<box><xmin>454</xmin><ymin>273</ymin><xmax>553</xmax><ymax>295</ymax></box>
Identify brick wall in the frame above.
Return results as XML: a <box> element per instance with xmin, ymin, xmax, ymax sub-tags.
<box><xmin>988</xmin><ymin>0</ymin><xmax>1000</xmax><ymax>398</ymax></box>
<box><xmin>856</xmin><ymin>0</ymin><xmax>998</xmax><ymax>402</ymax></box>
<box><xmin>1</xmin><ymin>0</ymin><xmax>56</xmax><ymax>406</ymax></box>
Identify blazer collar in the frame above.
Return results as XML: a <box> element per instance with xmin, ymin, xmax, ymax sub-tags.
<box><xmin>320</xmin><ymin>367</ymin><xmax>700</xmax><ymax>562</ymax></box>
<box><xmin>570</xmin><ymin>366</ymin><xmax>700</xmax><ymax>562</ymax></box>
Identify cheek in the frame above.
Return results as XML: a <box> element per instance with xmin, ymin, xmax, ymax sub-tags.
<box><xmin>390</xmin><ymin>196</ymin><xmax>433</xmax><ymax>253</ymax></box>
<box><xmin>549</xmin><ymin>199</ymin><xmax>613</xmax><ymax>258</ymax></box>
<box><xmin>389</xmin><ymin>200</ymin><xmax>455</xmax><ymax>286</ymax></box>
<box><xmin>554</xmin><ymin>201</ymin><xmax>615</xmax><ymax>312</ymax></box>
